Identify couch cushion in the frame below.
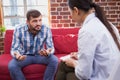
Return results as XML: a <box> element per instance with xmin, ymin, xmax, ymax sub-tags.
<box><xmin>53</xmin><ymin>34</ymin><xmax>78</xmax><ymax>54</ymax></box>
<box><xmin>0</xmin><ymin>54</ymin><xmax>12</xmax><ymax>74</ymax></box>
<box><xmin>23</xmin><ymin>64</ymin><xmax>46</xmax><ymax>80</ymax></box>
<box><xmin>0</xmin><ymin>54</ymin><xmax>46</xmax><ymax>80</ymax></box>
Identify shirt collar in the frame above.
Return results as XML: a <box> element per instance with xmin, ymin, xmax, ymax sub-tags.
<box><xmin>24</xmin><ymin>24</ymin><xmax>29</xmax><ymax>31</ymax></box>
<box><xmin>82</xmin><ymin>13</ymin><xmax>96</xmax><ymax>26</ymax></box>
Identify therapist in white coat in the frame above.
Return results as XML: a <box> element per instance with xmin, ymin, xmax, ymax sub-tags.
<box><xmin>55</xmin><ymin>0</ymin><xmax>120</xmax><ymax>80</ymax></box>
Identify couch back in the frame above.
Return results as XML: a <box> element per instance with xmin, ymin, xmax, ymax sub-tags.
<box><xmin>4</xmin><ymin>30</ymin><xmax>14</xmax><ymax>54</ymax></box>
<box><xmin>4</xmin><ymin>28</ymin><xmax>80</xmax><ymax>54</ymax></box>
<box><xmin>52</xmin><ymin>28</ymin><xmax>79</xmax><ymax>54</ymax></box>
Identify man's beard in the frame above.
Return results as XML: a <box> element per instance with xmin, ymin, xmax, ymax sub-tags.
<box><xmin>28</xmin><ymin>25</ymin><xmax>40</xmax><ymax>35</ymax></box>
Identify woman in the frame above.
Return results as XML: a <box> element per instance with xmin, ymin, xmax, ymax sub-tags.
<box><xmin>55</xmin><ymin>0</ymin><xmax>120</xmax><ymax>80</ymax></box>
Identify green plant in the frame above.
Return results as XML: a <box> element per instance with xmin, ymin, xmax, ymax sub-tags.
<box><xmin>0</xmin><ymin>25</ymin><xmax>6</xmax><ymax>33</ymax></box>
<box><xmin>0</xmin><ymin>25</ymin><xmax>6</xmax><ymax>36</ymax></box>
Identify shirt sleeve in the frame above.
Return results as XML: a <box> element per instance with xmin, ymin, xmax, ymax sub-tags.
<box><xmin>10</xmin><ymin>28</ymin><xmax>23</xmax><ymax>57</ymax></box>
<box><xmin>75</xmin><ymin>30</ymin><xmax>97</xmax><ymax>79</ymax></box>
<box><xmin>45</xmin><ymin>28</ymin><xmax>55</xmax><ymax>54</ymax></box>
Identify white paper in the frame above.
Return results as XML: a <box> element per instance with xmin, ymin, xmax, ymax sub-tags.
<box><xmin>60</xmin><ymin>55</ymin><xmax>71</xmax><ymax>61</ymax></box>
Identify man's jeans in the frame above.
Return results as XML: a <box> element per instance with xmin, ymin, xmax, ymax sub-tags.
<box><xmin>8</xmin><ymin>54</ymin><xmax>58</xmax><ymax>80</ymax></box>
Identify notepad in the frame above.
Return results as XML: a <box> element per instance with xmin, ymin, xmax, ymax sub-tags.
<box><xmin>60</xmin><ymin>55</ymin><xmax>71</xmax><ymax>61</ymax></box>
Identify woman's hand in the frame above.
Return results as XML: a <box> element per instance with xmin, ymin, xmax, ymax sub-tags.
<box><xmin>64</xmin><ymin>58</ymin><xmax>78</xmax><ymax>68</ymax></box>
<box><xmin>61</xmin><ymin>52</ymin><xmax>78</xmax><ymax>68</ymax></box>
<box><xmin>70</xmin><ymin>52</ymin><xmax>78</xmax><ymax>60</ymax></box>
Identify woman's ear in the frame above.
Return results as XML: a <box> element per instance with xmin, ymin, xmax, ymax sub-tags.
<box><xmin>73</xmin><ymin>7</ymin><xmax>79</xmax><ymax>15</ymax></box>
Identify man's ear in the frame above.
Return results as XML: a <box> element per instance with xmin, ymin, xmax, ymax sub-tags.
<box><xmin>26</xmin><ymin>20</ymin><xmax>29</xmax><ymax>24</ymax></box>
<box><xmin>73</xmin><ymin>7</ymin><xmax>80</xmax><ymax>15</ymax></box>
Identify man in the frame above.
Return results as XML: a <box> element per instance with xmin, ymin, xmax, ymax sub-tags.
<box><xmin>8</xmin><ymin>9</ymin><xmax>58</xmax><ymax>80</ymax></box>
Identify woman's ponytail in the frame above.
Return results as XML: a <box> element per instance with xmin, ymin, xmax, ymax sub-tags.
<box><xmin>93</xmin><ymin>3</ymin><xmax>120</xmax><ymax>51</ymax></box>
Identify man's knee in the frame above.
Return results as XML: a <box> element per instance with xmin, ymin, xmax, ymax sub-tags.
<box><xmin>8</xmin><ymin>60</ymin><xmax>18</xmax><ymax>71</ymax></box>
<box><xmin>50</xmin><ymin>55</ymin><xmax>58</xmax><ymax>64</ymax></box>
<box><xmin>8</xmin><ymin>59</ymin><xmax>22</xmax><ymax>71</ymax></box>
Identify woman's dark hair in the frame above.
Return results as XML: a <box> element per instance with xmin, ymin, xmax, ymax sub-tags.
<box><xmin>68</xmin><ymin>0</ymin><xmax>120</xmax><ymax>50</ymax></box>
<box><xmin>26</xmin><ymin>9</ymin><xmax>41</xmax><ymax>21</ymax></box>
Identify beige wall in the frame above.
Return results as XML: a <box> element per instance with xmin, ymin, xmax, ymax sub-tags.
<box><xmin>0</xmin><ymin>0</ymin><xmax>3</xmax><ymax>26</ymax></box>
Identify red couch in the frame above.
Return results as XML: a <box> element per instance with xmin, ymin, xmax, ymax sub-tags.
<box><xmin>0</xmin><ymin>28</ymin><xmax>79</xmax><ymax>80</ymax></box>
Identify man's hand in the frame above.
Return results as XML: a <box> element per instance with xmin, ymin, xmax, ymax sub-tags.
<box><xmin>39</xmin><ymin>49</ymin><xmax>48</xmax><ymax>56</ymax></box>
<box><xmin>39</xmin><ymin>48</ymin><xmax>52</xmax><ymax>56</ymax></box>
<box><xmin>14</xmin><ymin>52</ymin><xmax>26</xmax><ymax>61</ymax></box>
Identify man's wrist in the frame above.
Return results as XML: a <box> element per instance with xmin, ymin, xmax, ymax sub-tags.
<box><xmin>14</xmin><ymin>52</ymin><xmax>20</xmax><ymax>59</ymax></box>
<box><xmin>14</xmin><ymin>53</ymin><xmax>17</xmax><ymax>57</ymax></box>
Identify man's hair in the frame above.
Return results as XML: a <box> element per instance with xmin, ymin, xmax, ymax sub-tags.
<box><xmin>26</xmin><ymin>9</ymin><xmax>41</xmax><ymax>21</ymax></box>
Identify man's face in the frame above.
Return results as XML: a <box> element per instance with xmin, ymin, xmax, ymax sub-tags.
<box><xmin>27</xmin><ymin>15</ymin><xmax>42</xmax><ymax>34</ymax></box>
